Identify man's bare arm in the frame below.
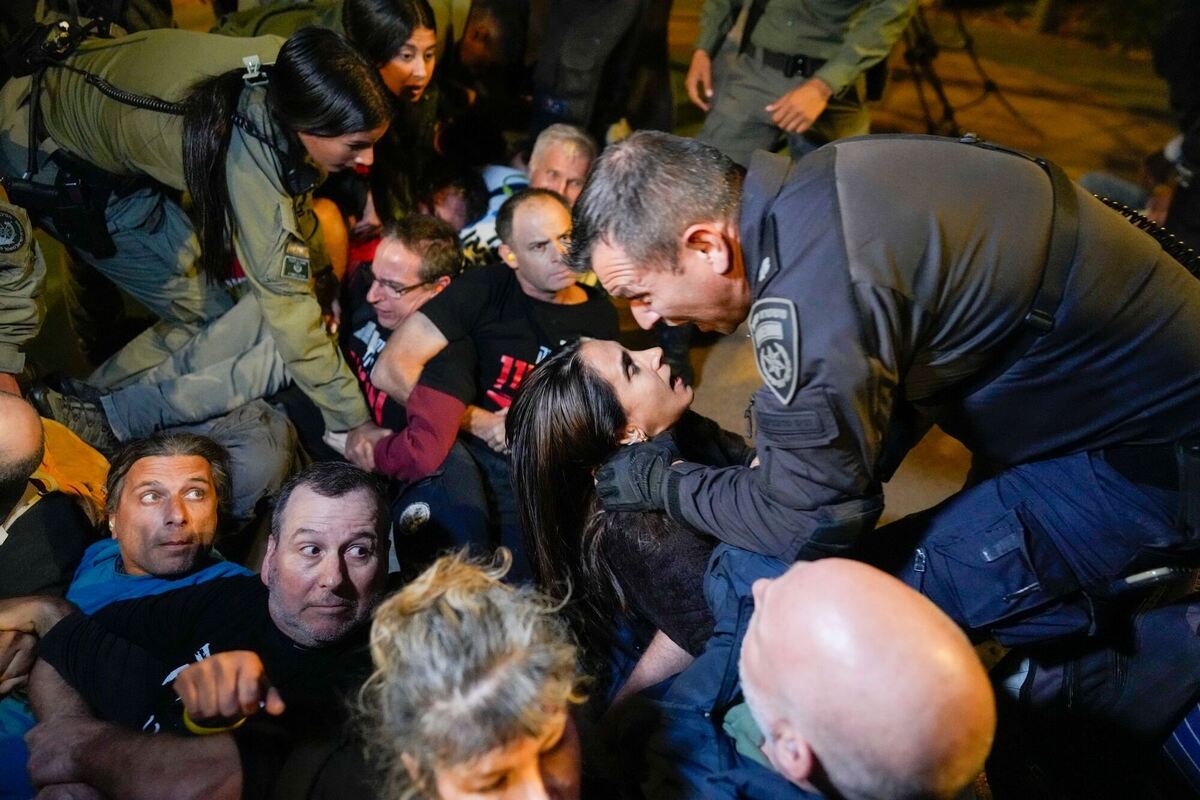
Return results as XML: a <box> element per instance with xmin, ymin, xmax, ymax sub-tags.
<box><xmin>27</xmin><ymin>659</ymin><xmax>242</xmax><ymax>800</ymax></box>
<box><xmin>608</xmin><ymin>630</ymin><xmax>695</xmax><ymax>709</ymax></box>
<box><xmin>370</xmin><ymin>311</ymin><xmax>449</xmax><ymax>403</ymax></box>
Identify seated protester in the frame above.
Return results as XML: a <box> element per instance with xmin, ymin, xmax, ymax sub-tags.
<box><xmin>0</xmin><ymin>432</ymin><xmax>250</xmax><ymax>798</ymax></box>
<box><xmin>526</xmin><ymin>124</ymin><xmax>597</xmax><ymax>209</ymax></box>
<box><xmin>273</xmin><ymin>216</ymin><xmax>469</xmax><ymax>458</ymax></box>
<box><xmin>0</xmin><ymin>395</ymin><xmax>95</xmax><ymax>599</ymax></box>
<box><xmin>508</xmin><ymin>341</ymin><xmax>738</xmax><ymax>690</ymax></box>
<box><xmin>457</xmin><ymin>124</ymin><xmax>596</xmax><ymax>268</ymax></box>
<box><xmin>356</xmin><ymin>550</ymin><xmax>584</xmax><ymax>799</ymax></box>
<box><xmin>605</xmin><ymin>555</ymin><xmax>996</xmax><ymax>800</ymax></box>
<box><xmin>371</xmin><ymin>189</ymin><xmax>619</xmax><ymax>580</ymax></box>
<box><xmin>23</xmin><ymin>462</ymin><xmax>389</xmax><ymax>800</ymax></box>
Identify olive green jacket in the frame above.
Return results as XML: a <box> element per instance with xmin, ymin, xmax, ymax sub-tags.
<box><xmin>0</xmin><ymin>29</ymin><xmax>369</xmax><ymax>429</ymax></box>
<box><xmin>695</xmin><ymin>0</ymin><xmax>915</xmax><ymax>94</ymax></box>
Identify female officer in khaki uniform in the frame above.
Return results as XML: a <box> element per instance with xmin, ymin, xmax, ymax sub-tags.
<box><xmin>0</xmin><ymin>26</ymin><xmax>391</xmax><ymax>437</ymax></box>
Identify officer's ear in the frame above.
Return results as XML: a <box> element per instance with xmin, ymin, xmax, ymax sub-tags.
<box><xmin>681</xmin><ymin>222</ymin><xmax>735</xmax><ymax>276</ymax></box>
<box><xmin>431</xmin><ymin>275</ymin><xmax>452</xmax><ymax>294</ymax></box>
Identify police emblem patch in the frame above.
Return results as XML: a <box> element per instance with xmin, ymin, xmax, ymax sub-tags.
<box><xmin>750</xmin><ymin>297</ymin><xmax>799</xmax><ymax>404</ymax></box>
<box><xmin>0</xmin><ymin>210</ymin><xmax>26</xmax><ymax>255</ymax></box>
<box><xmin>281</xmin><ymin>239</ymin><xmax>311</xmax><ymax>281</ymax></box>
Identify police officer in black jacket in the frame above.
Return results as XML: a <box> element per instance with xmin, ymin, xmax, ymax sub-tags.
<box><xmin>568</xmin><ymin>131</ymin><xmax>1200</xmax><ymax>647</ymax></box>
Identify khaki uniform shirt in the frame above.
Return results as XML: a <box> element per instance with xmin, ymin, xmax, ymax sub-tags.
<box><xmin>0</xmin><ymin>29</ymin><xmax>369</xmax><ymax>429</ymax></box>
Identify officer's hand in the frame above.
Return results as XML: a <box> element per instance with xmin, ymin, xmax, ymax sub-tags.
<box><xmin>346</xmin><ymin>421</ymin><xmax>392</xmax><ymax>472</ymax></box>
<box><xmin>595</xmin><ymin>436</ymin><xmax>680</xmax><ymax>513</ymax></box>
<box><xmin>766</xmin><ymin>78</ymin><xmax>832</xmax><ymax>134</ymax></box>
<box><xmin>0</xmin><ymin>373</ymin><xmax>20</xmax><ymax>397</ymax></box>
<box><xmin>173</xmin><ymin>651</ymin><xmax>285</xmax><ymax>725</ymax></box>
<box><xmin>686</xmin><ymin>50</ymin><xmax>714</xmax><ymax>111</ymax></box>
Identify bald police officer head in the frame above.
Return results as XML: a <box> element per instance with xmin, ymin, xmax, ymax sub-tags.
<box><xmin>739</xmin><ymin>559</ymin><xmax>995</xmax><ymax>800</ymax></box>
<box><xmin>568</xmin><ymin>132</ymin><xmax>751</xmax><ymax>333</ymax></box>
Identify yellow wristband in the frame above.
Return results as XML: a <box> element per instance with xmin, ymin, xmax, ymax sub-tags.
<box><xmin>182</xmin><ymin>708</ymin><xmax>248</xmax><ymax>736</ymax></box>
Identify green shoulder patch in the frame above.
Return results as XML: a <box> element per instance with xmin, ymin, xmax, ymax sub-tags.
<box><xmin>281</xmin><ymin>239</ymin><xmax>311</xmax><ymax>282</ymax></box>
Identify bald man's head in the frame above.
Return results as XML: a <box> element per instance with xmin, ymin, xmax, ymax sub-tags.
<box><xmin>0</xmin><ymin>394</ymin><xmax>44</xmax><ymax>501</ymax></box>
<box><xmin>739</xmin><ymin>559</ymin><xmax>995</xmax><ymax>800</ymax></box>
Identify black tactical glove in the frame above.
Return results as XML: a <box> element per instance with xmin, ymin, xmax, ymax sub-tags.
<box><xmin>595</xmin><ymin>436</ymin><xmax>680</xmax><ymax>513</ymax></box>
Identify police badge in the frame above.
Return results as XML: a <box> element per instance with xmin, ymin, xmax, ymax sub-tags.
<box><xmin>750</xmin><ymin>297</ymin><xmax>799</xmax><ymax>404</ymax></box>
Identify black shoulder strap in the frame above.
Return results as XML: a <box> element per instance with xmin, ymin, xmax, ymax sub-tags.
<box><xmin>739</xmin><ymin>0</ymin><xmax>769</xmax><ymax>56</ymax></box>
<box><xmin>919</xmin><ymin>137</ymin><xmax>1079</xmax><ymax>407</ymax></box>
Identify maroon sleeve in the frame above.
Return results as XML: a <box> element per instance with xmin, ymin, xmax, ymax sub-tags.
<box><xmin>373</xmin><ymin>384</ymin><xmax>467</xmax><ymax>483</ymax></box>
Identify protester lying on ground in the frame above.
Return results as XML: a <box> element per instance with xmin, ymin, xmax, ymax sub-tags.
<box><xmin>22</xmin><ymin>462</ymin><xmax>389</xmax><ymax>800</ymax></box>
<box><xmin>0</xmin><ymin>432</ymin><xmax>250</xmax><ymax>798</ymax></box>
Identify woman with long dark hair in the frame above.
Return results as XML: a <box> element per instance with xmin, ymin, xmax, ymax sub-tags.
<box><xmin>0</xmin><ymin>26</ymin><xmax>390</xmax><ymax>436</ymax></box>
<box><xmin>507</xmin><ymin>339</ymin><xmax>752</xmax><ymax>687</ymax></box>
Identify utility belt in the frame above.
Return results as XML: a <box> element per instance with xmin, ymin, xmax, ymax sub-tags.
<box><xmin>2</xmin><ymin>149</ymin><xmax>147</xmax><ymax>259</ymax></box>
<box><xmin>745</xmin><ymin>44</ymin><xmax>825</xmax><ymax>80</ymax></box>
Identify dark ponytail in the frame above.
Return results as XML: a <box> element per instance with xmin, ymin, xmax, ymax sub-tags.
<box><xmin>181</xmin><ymin>28</ymin><xmax>391</xmax><ymax>284</ymax></box>
<box><xmin>181</xmin><ymin>71</ymin><xmax>246</xmax><ymax>284</ymax></box>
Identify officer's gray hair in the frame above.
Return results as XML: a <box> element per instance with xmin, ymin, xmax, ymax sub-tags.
<box><xmin>567</xmin><ymin>131</ymin><xmax>743</xmax><ymax>274</ymax></box>
<box><xmin>358</xmin><ymin>550</ymin><xmax>585</xmax><ymax>798</ymax></box>
<box><xmin>530</xmin><ymin>124</ymin><xmax>597</xmax><ymax>169</ymax></box>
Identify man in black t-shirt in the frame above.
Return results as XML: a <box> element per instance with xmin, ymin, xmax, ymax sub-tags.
<box><xmin>23</xmin><ymin>462</ymin><xmax>390</xmax><ymax>800</ymax></box>
<box><xmin>372</xmin><ymin>189</ymin><xmax>618</xmax><ymax>578</ymax></box>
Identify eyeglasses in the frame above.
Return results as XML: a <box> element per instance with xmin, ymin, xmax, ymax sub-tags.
<box><xmin>365</xmin><ymin>267</ymin><xmax>431</xmax><ymax>298</ymax></box>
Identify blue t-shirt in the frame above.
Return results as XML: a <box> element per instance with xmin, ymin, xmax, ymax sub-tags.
<box><xmin>66</xmin><ymin>538</ymin><xmax>252</xmax><ymax>613</ymax></box>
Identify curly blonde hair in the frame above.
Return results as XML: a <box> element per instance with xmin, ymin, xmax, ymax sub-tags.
<box><xmin>358</xmin><ymin>549</ymin><xmax>586</xmax><ymax>798</ymax></box>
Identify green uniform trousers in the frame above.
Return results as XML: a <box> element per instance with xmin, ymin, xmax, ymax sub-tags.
<box><xmin>697</xmin><ymin>49</ymin><xmax>870</xmax><ymax>167</ymax></box>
